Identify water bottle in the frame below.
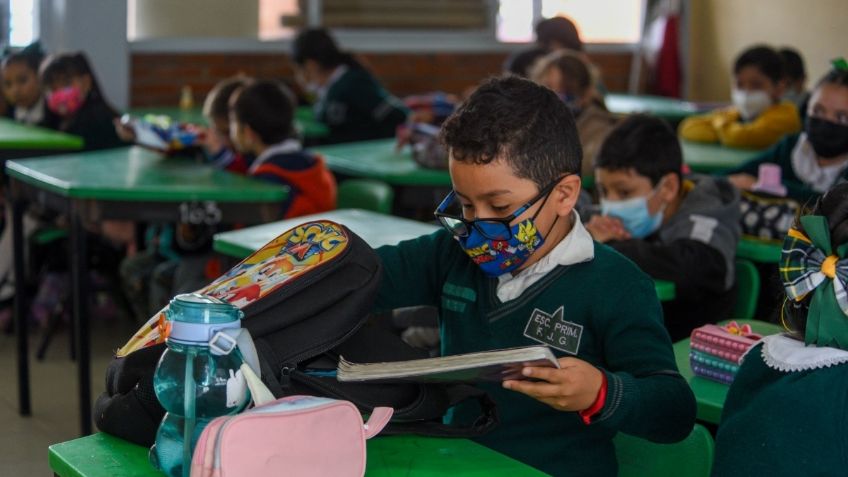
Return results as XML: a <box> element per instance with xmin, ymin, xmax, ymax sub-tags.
<box><xmin>149</xmin><ymin>293</ymin><xmax>251</xmax><ymax>477</ymax></box>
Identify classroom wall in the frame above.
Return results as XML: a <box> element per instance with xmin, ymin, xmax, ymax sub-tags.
<box><xmin>130</xmin><ymin>51</ymin><xmax>632</xmax><ymax>107</ymax></box>
<box><xmin>128</xmin><ymin>0</ymin><xmax>259</xmax><ymax>39</ymax></box>
<box><xmin>687</xmin><ymin>0</ymin><xmax>848</xmax><ymax>102</ymax></box>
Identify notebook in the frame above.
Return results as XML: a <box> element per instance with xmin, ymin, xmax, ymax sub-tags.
<box><xmin>337</xmin><ymin>345</ymin><xmax>559</xmax><ymax>383</ymax></box>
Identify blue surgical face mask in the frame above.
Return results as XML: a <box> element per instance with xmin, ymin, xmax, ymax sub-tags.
<box><xmin>600</xmin><ymin>187</ymin><xmax>665</xmax><ymax>239</ymax></box>
<box><xmin>557</xmin><ymin>92</ymin><xmax>582</xmax><ymax>117</ymax></box>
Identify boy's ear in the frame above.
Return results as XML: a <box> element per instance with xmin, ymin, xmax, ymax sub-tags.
<box><xmin>772</xmin><ymin>78</ymin><xmax>787</xmax><ymax>101</ymax></box>
<box><xmin>551</xmin><ymin>174</ymin><xmax>582</xmax><ymax>217</ymax></box>
<box><xmin>658</xmin><ymin>172</ymin><xmax>681</xmax><ymax>202</ymax></box>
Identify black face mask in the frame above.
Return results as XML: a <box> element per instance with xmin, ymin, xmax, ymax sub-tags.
<box><xmin>805</xmin><ymin>117</ymin><xmax>848</xmax><ymax>158</ymax></box>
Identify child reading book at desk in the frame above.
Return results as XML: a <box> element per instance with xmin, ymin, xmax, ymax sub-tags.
<box><xmin>371</xmin><ymin>76</ymin><xmax>695</xmax><ymax>476</ymax></box>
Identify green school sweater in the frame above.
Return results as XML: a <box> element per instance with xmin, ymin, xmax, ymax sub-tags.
<box><xmin>375</xmin><ymin>229</ymin><xmax>696</xmax><ymax>477</ymax></box>
<box><xmin>317</xmin><ymin>67</ymin><xmax>408</xmax><ymax>144</ymax></box>
<box><xmin>713</xmin><ymin>342</ymin><xmax>848</xmax><ymax>476</ymax></box>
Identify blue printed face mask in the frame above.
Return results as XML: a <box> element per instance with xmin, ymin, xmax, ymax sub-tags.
<box><xmin>600</xmin><ymin>186</ymin><xmax>665</xmax><ymax>239</ymax></box>
<box><xmin>435</xmin><ymin>178</ymin><xmax>563</xmax><ymax>277</ymax></box>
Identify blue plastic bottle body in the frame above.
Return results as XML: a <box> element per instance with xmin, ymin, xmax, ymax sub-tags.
<box><xmin>149</xmin><ymin>295</ymin><xmax>249</xmax><ymax>477</ymax></box>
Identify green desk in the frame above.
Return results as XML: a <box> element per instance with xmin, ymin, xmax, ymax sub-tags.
<box><xmin>681</xmin><ymin>140</ymin><xmax>761</xmax><ymax>173</ymax></box>
<box><xmin>0</xmin><ymin>117</ymin><xmax>83</xmax><ymax>160</ymax></box>
<box><xmin>6</xmin><ymin>146</ymin><xmax>288</xmax><ymax>435</ymax></box>
<box><xmin>129</xmin><ymin>106</ymin><xmax>329</xmax><ymax>140</ymax></box>
<box><xmin>654</xmin><ymin>279</ymin><xmax>675</xmax><ymax>302</ymax></box>
<box><xmin>48</xmin><ymin>433</ymin><xmax>549</xmax><ymax>477</ymax></box>
<box><xmin>736</xmin><ymin>237</ymin><xmax>781</xmax><ymax>263</ymax></box>
<box><xmin>672</xmin><ymin>319</ymin><xmax>784</xmax><ymax>424</ymax></box>
<box><xmin>214</xmin><ymin>208</ymin><xmax>439</xmax><ymax>259</ymax></box>
<box><xmin>606</xmin><ymin>94</ymin><xmax>705</xmax><ymax>122</ymax></box>
<box><xmin>313</xmin><ymin>139</ymin><xmax>451</xmax><ymax>187</ymax></box>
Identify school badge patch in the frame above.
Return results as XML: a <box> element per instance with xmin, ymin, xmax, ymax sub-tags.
<box><xmin>523</xmin><ymin>306</ymin><xmax>582</xmax><ymax>355</ymax></box>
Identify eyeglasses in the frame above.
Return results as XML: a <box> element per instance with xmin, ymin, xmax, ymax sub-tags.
<box><xmin>434</xmin><ymin>178</ymin><xmax>562</xmax><ymax>240</ymax></box>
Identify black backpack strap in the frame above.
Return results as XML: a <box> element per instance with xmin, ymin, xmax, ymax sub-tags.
<box><xmin>380</xmin><ymin>384</ymin><xmax>499</xmax><ymax>438</ymax></box>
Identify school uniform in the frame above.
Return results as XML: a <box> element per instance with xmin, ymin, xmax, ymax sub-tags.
<box><xmin>10</xmin><ymin>96</ymin><xmax>60</xmax><ymax>129</ymax></box>
<box><xmin>725</xmin><ymin>133</ymin><xmax>848</xmax><ymax>204</ymax></box>
<box><xmin>712</xmin><ymin>334</ymin><xmax>848</xmax><ymax>476</ymax></box>
<box><xmin>607</xmin><ymin>176</ymin><xmax>741</xmax><ymax>341</ymax></box>
<box><xmin>249</xmin><ymin>139</ymin><xmax>336</xmax><ymax>218</ymax></box>
<box><xmin>59</xmin><ymin>91</ymin><xmax>125</xmax><ymax>151</ymax></box>
<box><xmin>374</xmin><ymin>213</ymin><xmax>696</xmax><ymax>476</ymax></box>
<box><xmin>679</xmin><ymin>102</ymin><xmax>801</xmax><ymax>149</ymax></box>
<box><xmin>314</xmin><ymin>65</ymin><xmax>408</xmax><ymax>144</ymax></box>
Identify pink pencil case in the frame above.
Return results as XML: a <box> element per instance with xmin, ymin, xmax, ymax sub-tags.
<box><xmin>689</xmin><ymin>322</ymin><xmax>762</xmax><ymax>384</ymax></box>
<box><xmin>190</xmin><ymin>395</ymin><xmax>393</xmax><ymax>477</ymax></box>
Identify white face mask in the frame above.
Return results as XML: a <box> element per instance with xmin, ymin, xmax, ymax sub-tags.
<box><xmin>732</xmin><ymin>89</ymin><xmax>772</xmax><ymax>121</ymax></box>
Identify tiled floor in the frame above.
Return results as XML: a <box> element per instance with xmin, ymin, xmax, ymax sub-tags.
<box><xmin>0</xmin><ymin>316</ymin><xmax>137</xmax><ymax>475</ymax></box>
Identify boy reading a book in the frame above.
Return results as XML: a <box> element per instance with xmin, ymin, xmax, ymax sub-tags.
<box><xmin>373</xmin><ymin>76</ymin><xmax>695</xmax><ymax>476</ymax></box>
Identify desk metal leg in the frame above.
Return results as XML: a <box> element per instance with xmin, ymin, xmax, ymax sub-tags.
<box><xmin>13</xmin><ymin>198</ymin><xmax>30</xmax><ymax>416</ymax></box>
<box><xmin>69</xmin><ymin>208</ymin><xmax>91</xmax><ymax>435</ymax></box>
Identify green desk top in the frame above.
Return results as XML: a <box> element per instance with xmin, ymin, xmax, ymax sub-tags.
<box><xmin>606</xmin><ymin>94</ymin><xmax>704</xmax><ymax>121</ymax></box>
<box><xmin>48</xmin><ymin>433</ymin><xmax>548</xmax><ymax>477</ymax></box>
<box><xmin>736</xmin><ymin>237</ymin><xmax>781</xmax><ymax>263</ymax></box>
<box><xmin>214</xmin><ymin>208</ymin><xmax>439</xmax><ymax>258</ymax></box>
<box><xmin>313</xmin><ymin>139</ymin><xmax>452</xmax><ymax>187</ymax></box>
<box><xmin>5</xmin><ymin>146</ymin><xmax>287</xmax><ymax>202</ymax></box>
<box><xmin>0</xmin><ymin>117</ymin><xmax>83</xmax><ymax>150</ymax></box>
<box><xmin>654</xmin><ymin>279</ymin><xmax>675</xmax><ymax>302</ymax></box>
<box><xmin>681</xmin><ymin>140</ymin><xmax>761</xmax><ymax>173</ymax></box>
<box><xmin>129</xmin><ymin>106</ymin><xmax>329</xmax><ymax>139</ymax></box>
<box><xmin>672</xmin><ymin>319</ymin><xmax>784</xmax><ymax>424</ymax></box>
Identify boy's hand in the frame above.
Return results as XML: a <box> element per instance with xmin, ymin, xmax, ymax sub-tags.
<box><xmin>503</xmin><ymin>357</ymin><xmax>604</xmax><ymax>412</ymax></box>
<box><xmin>113</xmin><ymin>118</ymin><xmax>136</xmax><ymax>142</ymax></box>
<box><xmin>585</xmin><ymin>215</ymin><xmax>630</xmax><ymax>243</ymax></box>
<box><xmin>727</xmin><ymin>173</ymin><xmax>757</xmax><ymax>190</ymax></box>
<box><xmin>197</xmin><ymin>126</ymin><xmax>225</xmax><ymax>156</ymax></box>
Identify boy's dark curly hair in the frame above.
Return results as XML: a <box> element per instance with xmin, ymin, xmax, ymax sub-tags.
<box><xmin>439</xmin><ymin>75</ymin><xmax>582</xmax><ymax>188</ymax></box>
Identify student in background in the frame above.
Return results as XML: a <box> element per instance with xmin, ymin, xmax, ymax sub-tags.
<box><xmin>531</xmin><ymin>49</ymin><xmax>617</xmax><ymax>178</ymax></box>
<box><xmin>724</xmin><ymin>67</ymin><xmax>848</xmax><ymax>204</ymax></box>
<box><xmin>504</xmin><ymin>47</ymin><xmax>548</xmax><ymax>78</ymax></box>
<box><xmin>199</xmin><ymin>76</ymin><xmax>252</xmax><ymax>173</ymax></box>
<box><xmin>712</xmin><ymin>184</ymin><xmax>848</xmax><ymax>476</ymax></box>
<box><xmin>679</xmin><ymin>45</ymin><xmax>801</xmax><ymax>149</ymax></box>
<box><xmin>230</xmin><ymin>79</ymin><xmax>336</xmax><ymax>217</ymax></box>
<box><xmin>2</xmin><ymin>42</ymin><xmax>59</xmax><ymax>128</ymax></box>
<box><xmin>374</xmin><ymin>76</ymin><xmax>694</xmax><ymax>475</ymax></box>
<box><xmin>587</xmin><ymin>115</ymin><xmax>741</xmax><ymax>341</ymax></box>
<box><xmin>40</xmin><ymin>52</ymin><xmax>124</xmax><ymax>150</ymax></box>
<box><xmin>292</xmin><ymin>28</ymin><xmax>408</xmax><ymax>144</ymax></box>
<box><xmin>779</xmin><ymin>47</ymin><xmax>810</xmax><ymax>116</ymax></box>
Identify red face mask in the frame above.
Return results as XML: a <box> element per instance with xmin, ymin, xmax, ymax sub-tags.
<box><xmin>46</xmin><ymin>86</ymin><xmax>84</xmax><ymax>116</ymax></box>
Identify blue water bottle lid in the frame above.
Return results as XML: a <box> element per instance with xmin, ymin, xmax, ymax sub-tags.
<box><xmin>166</xmin><ymin>293</ymin><xmax>244</xmax><ymax>348</ymax></box>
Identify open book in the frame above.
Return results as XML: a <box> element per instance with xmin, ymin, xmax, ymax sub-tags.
<box><xmin>337</xmin><ymin>345</ymin><xmax>559</xmax><ymax>383</ymax></box>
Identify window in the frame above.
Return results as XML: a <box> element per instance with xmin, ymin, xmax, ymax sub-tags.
<box><xmin>259</xmin><ymin>0</ymin><xmax>490</xmax><ymax>39</ymax></box>
<box><xmin>259</xmin><ymin>0</ymin><xmax>299</xmax><ymax>41</ymax></box>
<box><xmin>6</xmin><ymin>0</ymin><xmax>36</xmax><ymax>47</ymax></box>
<box><xmin>497</xmin><ymin>0</ymin><xmax>645</xmax><ymax>44</ymax></box>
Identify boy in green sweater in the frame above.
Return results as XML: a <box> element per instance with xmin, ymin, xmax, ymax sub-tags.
<box><xmin>374</xmin><ymin>76</ymin><xmax>695</xmax><ymax>476</ymax></box>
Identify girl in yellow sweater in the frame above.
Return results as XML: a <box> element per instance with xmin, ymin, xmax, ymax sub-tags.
<box><xmin>680</xmin><ymin>45</ymin><xmax>801</xmax><ymax>149</ymax></box>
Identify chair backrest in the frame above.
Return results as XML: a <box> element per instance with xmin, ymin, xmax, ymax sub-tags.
<box><xmin>615</xmin><ymin>423</ymin><xmax>714</xmax><ymax>477</ymax></box>
<box><xmin>733</xmin><ymin>258</ymin><xmax>761</xmax><ymax>320</ymax></box>
<box><xmin>337</xmin><ymin>179</ymin><xmax>394</xmax><ymax>214</ymax></box>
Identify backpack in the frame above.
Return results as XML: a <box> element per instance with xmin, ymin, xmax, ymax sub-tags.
<box><xmin>738</xmin><ymin>190</ymin><xmax>800</xmax><ymax>242</ymax></box>
<box><xmin>95</xmin><ymin>221</ymin><xmax>497</xmax><ymax>446</ymax></box>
